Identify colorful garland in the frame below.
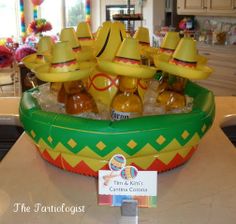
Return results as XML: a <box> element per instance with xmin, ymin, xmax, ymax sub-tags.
<box><xmin>20</xmin><ymin>0</ymin><xmax>26</xmax><ymax>37</ymax></box>
<box><xmin>33</xmin><ymin>5</ymin><xmax>38</xmax><ymax>19</ymax></box>
<box><xmin>85</xmin><ymin>0</ymin><xmax>91</xmax><ymax>24</ymax></box>
<box><xmin>32</xmin><ymin>0</ymin><xmax>44</xmax><ymax>19</ymax></box>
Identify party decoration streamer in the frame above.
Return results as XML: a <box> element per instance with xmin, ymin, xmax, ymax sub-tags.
<box><xmin>85</xmin><ymin>0</ymin><xmax>91</xmax><ymax>24</ymax></box>
<box><xmin>31</xmin><ymin>0</ymin><xmax>44</xmax><ymax>20</ymax></box>
<box><xmin>33</xmin><ymin>5</ymin><xmax>38</xmax><ymax>19</ymax></box>
<box><xmin>20</xmin><ymin>0</ymin><xmax>26</xmax><ymax>37</ymax></box>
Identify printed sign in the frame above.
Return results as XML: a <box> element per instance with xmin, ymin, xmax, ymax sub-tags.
<box><xmin>98</xmin><ymin>154</ymin><xmax>158</xmax><ymax>207</ymax></box>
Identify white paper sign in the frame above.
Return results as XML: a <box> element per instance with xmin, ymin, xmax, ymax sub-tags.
<box><xmin>99</xmin><ymin>170</ymin><xmax>157</xmax><ymax>196</ymax></box>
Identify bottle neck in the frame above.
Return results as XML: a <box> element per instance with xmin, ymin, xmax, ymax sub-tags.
<box><xmin>123</xmin><ymin>91</ymin><xmax>135</xmax><ymax>96</ymax></box>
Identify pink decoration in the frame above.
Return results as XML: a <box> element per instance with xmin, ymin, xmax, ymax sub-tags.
<box><xmin>179</xmin><ymin>19</ymin><xmax>187</xmax><ymax>30</ymax></box>
<box><xmin>15</xmin><ymin>46</ymin><xmax>36</xmax><ymax>62</ymax></box>
<box><xmin>0</xmin><ymin>46</ymin><xmax>13</xmax><ymax>68</ymax></box>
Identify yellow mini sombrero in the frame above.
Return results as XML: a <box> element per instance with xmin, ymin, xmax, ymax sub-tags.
<box><xmin>154</xmin><ymin>37</ymin><xmax>212</xmax><ymax>80</ymax></box>
<box><xmin>133</xmin><ymin>27</ymin><xmax>150</xmax><ymax>46</ymax></box>
<box><xmin>133</xmin><ymin>26</ymin><xmax>159</xmax><ymax>64</ymax></box>
<box><xmin>97</xmin><ymin>37</ymin><xmax>156</xmax><ymax>78</ymax></box>
<box><xmin>159</xmin><ymin>31</ymin><xmax>180</xmax><ymax>55</ymax></box>
<box><xmin>76</xmin><ymin>22</ymin><xmax>94</xmax><ymax>46</ymax></box>
<box><xmin>34</xmin><ymin>41</ymin><xmax>94</xmax><ymax>82</ymax></box>
<box><xmin>60</xmin><ymin>27</ymin><xmax>94</xmax><ymax>61</ymax></box>
<box><xmin>22</xmin><ymin>36</ymin><xmax>54</xmax><ymax>70</ymax></box>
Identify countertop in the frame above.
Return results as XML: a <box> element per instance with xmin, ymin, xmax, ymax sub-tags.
<box><xmin>0</xmin><ymin>97</ymin><xmax>21</xmax><ymax>126</ymax></box>
<box><xmin>0</xmin><ymin>97</ymin><xmax>236</xmax><ymax>224</ymax></box>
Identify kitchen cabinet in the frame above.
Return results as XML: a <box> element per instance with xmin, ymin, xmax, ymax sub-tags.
<box><xmin>207</xmin><ymin>0</ymin><xmax>236</xmax><ymax>14</ymax></box>
<box><xmin>177</xmin><ymin>0</ymin><xmax>236</xmax><ymax>16</ymax></box>
<box><xmin>177</xmin><ymin>0</ymin><xmax>207</xmax><ymax>14</ymax></box>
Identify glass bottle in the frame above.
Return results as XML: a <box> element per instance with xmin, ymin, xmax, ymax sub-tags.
<box><xmin>111</xmin><ymin>76</ymin><xmax>142</xmax><ymax>120</ymax></box>
<box><xmin>64</xmin><ymin>80</ymin><xmax>98</xmax><ymax>115</ymax></box>
<box><xmin>57</xmin><ymin>84</ymin><xmax>67</xmax><ymax>106</ymax></box>
<box><xmin>50</xmin><ymin>82</ymin><xmax>62</xmax><ymax>94</ymax></box>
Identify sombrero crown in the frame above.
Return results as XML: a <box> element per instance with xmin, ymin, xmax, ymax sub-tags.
<box><xmin>115</xmin><ymin>37</ymin><xmax>140</xmax><ymax>63</ymax></box>
<box><xmin>50</xmin><ymin>41</ymin><xmax>78</xmax><ymax>73</ymax></box>
<box><xmin>76</xmin><ymin>22</ymin><xmax>93</xmax><ymax>39</ymax></box>
<box><xmin>34</xmin><ymin>41</ymin><xmax>93</xmax><ymax>82</ymax></box>
<box><xmin>22</xmin><ymin>36</ymin><xmax>54</xmax><ymax>70</ymax></box>
<box><xmin>60</xmin><ymin>27</ymin><xmax>95</xmax><ymax>61</ymax></box>
<box><xmin>97</xmin><ymin>37</ymin><xmax>156</xmax><ymax>78</ymax></box>
<box><xmin>37</xmin><ymin>36</ymin><xmax>54</xmax><ymax>55</ymax></box>
<box><xmin>160</xmin><ymin>31</ymin><xmax>180</xmax><ymax>54</ymax></box>
<box><xmin>172</xmin><ymin>37</ymin><xmax>197</xmax><ymax>63</ymax></box>
<box><xmin>60</xmin><ymin>27</ymin><xmax>81</xmax><ymax>53</ymax></box>
<box><xmin>133</xmin><ymin>27</ymin><xmax>150</xmax><ymax>46</ymax></box>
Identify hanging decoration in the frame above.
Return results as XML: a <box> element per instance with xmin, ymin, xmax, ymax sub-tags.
<box><xmin>31</xmin><ymin>0</ymin><xmax>44</xmax><ymax>6</ymax></box>
<box><xmin>31</xmin><ymin>0</ymin><xmax>44</xmax><ymax>20</ymax></box>
<box><xmin>20</xmin><ymin>0</ymin><xmax>26</xmax><ymax>37</ymax></box>
<box><xmin>85</xmin><ymin>0</ymin><xmax>91</xmax><ymax>24</ymax></box>
<box><xmin>33</xmin><ymin>5</ymin><xmax>38</xmax><ymax>19</ymax></box>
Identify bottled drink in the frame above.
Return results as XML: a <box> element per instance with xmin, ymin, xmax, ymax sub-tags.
<box><xmin>111</xmin><ymin>76</ymin><xmax>142</xmax><ymax>120</ymax></box>
<box><xmin>57</xmin><ymin>84</ymin><xmax>67</xmax><ymax>105</ymax></box>
<box><xmin>64</xmin><ymin>80</ymin><xmax>98</xmax><ymax>115</ymax></box>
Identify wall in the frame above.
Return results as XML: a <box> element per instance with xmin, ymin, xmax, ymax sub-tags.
<box><xmin>91</xmin><ymin>0</ymin><xmax>101</xmax><ymax>32</ymax></box>
<box><xmin>24</xmin><ymin>0</ymin><xmax>34</xmax><ymax>28</ymax></box>
<box><xmin>142</xmin><ymin>0</ymin><xmax>165</xmax><ymax>44</ymax></box>
<box><xmin>195</xmin><ymin>16</ymin><xmax>236</xmax><ymax>44</ymax></box>
<box><xmin>153</xmin><ymin>0</ymin><xmax>165</xmax><ymax>31</ymax></box>
<box><xmin>196</xmin><ymin>16</ymin><xmax>236</xmax><ymax>30</ymax></box>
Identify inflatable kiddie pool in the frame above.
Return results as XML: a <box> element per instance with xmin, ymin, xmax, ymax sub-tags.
<box><xmin>19</xmin><ymin>81</ymin><xmax>215</xmax><ymax>177</ymax></box>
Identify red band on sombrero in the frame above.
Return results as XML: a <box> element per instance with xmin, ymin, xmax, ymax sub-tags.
<box><xmin>51</xmin><ymin>59</ymin><xmax>77</xmax><ymax>68</ymax></box>
<box><xmin>159</xmin><ymin>47</ymin><xmax>175</xmax><ymax>54</ymax></box>
<box><xmin>169</xmin><ymin>58</ymin><xmax>197</xmax><ymax>68</ymax></box>
<box><xmin>72</xmin><ymin>46</ymin><xmax>82</xmax><ymax>53</ymax></box>
<box><xmin>78</xmin><ymin>37</ymin><xmax>93</xmax><ymax>41</ymax></box>
<box><xmin>139</xmin><ymin>41</ymin><xmax>150</xmax><ymax>46</ymax></box>
<box><xmin>36</xmin><ymin>55</ymin><xmax>44</xmax><ymax>59</ymax></box>
<box><xmin>113</xmin><ymin>56</ymin><xmax>140</xmax><ymax>65</ymax></box>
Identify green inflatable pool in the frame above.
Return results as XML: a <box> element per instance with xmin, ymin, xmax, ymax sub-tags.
<box><xmin>19</xmin><ymin>81</ymin><xmax>215</xmax><ymax>176</ymax></box>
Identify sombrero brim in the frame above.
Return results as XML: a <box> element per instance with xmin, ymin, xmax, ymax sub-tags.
<box><xmin>97</xmin><ymin>59</ymin><xmax>156</xmax><ymax>78</ymax></box>
<box><xmin>22</xmin><ymin>53</ymin><xmax>50</xmax><ymax>70</ymax></box>
<box><xmin>154</xmin><ymin>54</ymin><xmax>213</xmax><ymax>80</ymax></box>
<box><xmin>141</xmin><ymin>46</ymin><xmax>159</xmax><ymax>59</ymax></box>
<box><xmin>33</xmin><ymin>61</ymin><xmax>95</xmax><ymax>82</ymax></box>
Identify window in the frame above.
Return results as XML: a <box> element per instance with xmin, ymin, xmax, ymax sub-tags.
<box><xmin>39</xmin><ymin>0</ymin><xmax>86</xmax><ymax>35</ymax></box>
<box><xmin>39</xmin><ymin>0</ymin><xmax>64</xmax><ymax>35</ymax></box>
<box><xmin>0</xmin><ymin>0</ymin><xmax>20</xmax><ymax>39</ymax></box>
<box><xmin>65</xmin><ymin>0</ymin><xmax>86</xmax><ymax>27</ymax></box>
